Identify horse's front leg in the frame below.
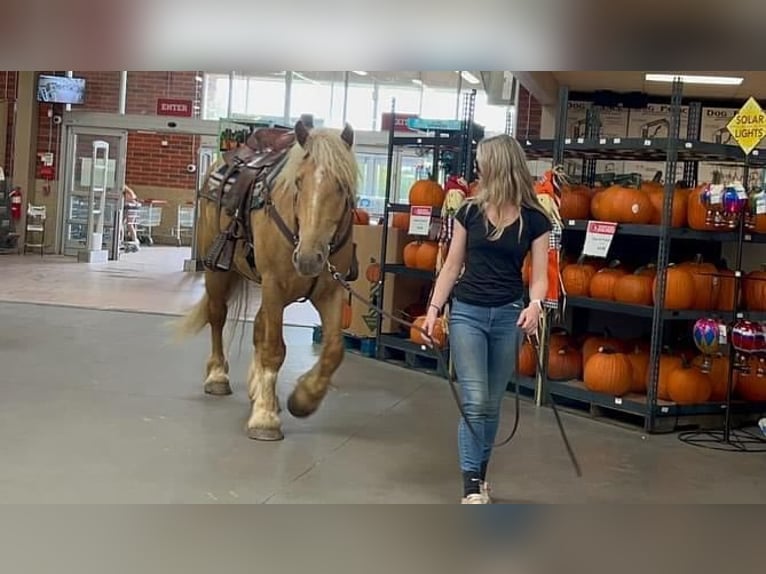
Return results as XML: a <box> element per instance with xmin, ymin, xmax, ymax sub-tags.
<box><xmin>246</xmin><ymin>292</ymin><xmax>286</xmax><ymax>441</ymax></box>
<box><xmin>287</xmin><ymin>285</ymin><xmax>345</xmax><ymax>418</ymax></box>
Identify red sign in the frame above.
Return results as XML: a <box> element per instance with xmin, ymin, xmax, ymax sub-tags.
<box><xmin>156</xmin><ymin>98</ymin><xmax>193</xmax><ymax>117</ymax></box>
<box><xmin>381</xmin><ymin>112</ymin><xmax>419</xmax><ymax>133</ymax></box>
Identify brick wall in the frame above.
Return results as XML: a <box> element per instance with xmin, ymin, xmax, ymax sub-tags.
<box><xmin>515</xmin><ymin>85</ymin><xmax>542</xmax><ymax>139</ymax></box>
<box><xmin>1</xmin><ymin>71</ymin><xmax>18</xmax><ymax>174</ymax></box>
<box><xmin>126</xmin><ymin>132</ymin><xmax>199</xmax><ymax>189</ymax></box>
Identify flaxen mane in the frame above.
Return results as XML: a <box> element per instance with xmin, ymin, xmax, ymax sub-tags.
<box><xmin>275</xmin><ymin>128</ymin><xmax>360</xmax><ymax>198</ymax></box>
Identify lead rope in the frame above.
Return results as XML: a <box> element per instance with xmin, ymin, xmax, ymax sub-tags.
<box><xmin>328</xmin><ymin>263</ymin><xmax>582</xmax><ymax>477</ymax></box>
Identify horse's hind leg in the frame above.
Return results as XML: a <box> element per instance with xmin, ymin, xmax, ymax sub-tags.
<box><xmin>287</xmin><ymin>285</ymin><xmax>344</xmax><ymax>418</ymax></box>
<box><xmin>204</xmin><ymin>270</ymin><xmax>238</xmax><ymax>396</ymax></box>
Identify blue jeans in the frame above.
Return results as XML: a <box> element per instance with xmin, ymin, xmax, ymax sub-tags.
<box><xmin>449</xmin><ymin>298</ymin><xmax>523</xmax><ymax>474</ymax></box>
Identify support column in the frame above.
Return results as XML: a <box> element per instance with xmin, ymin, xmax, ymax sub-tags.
<box><xmin>11</xmin><ymin>71</ymin><xmax>40</xmax><ymax>249</ymax></box>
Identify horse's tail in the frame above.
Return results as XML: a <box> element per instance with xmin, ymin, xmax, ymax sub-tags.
<box><xmin>172</xmin><ymin>292</ymin><xmax>211</xmax><ymax>341</ymax></box>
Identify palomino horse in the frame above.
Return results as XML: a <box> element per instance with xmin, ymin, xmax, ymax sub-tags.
<box><xmin>176</xmin><ymin>121</ymin><xmax>359</xmax><ymax>441</ymax></box>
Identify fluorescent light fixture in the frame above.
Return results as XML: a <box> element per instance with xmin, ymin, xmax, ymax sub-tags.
<box><xmin>412</xmin><ymin>78</ymin><xmax>423</xmax><ymax>86</ymax></box>
<box><xmin>645</xmin><ymin>73</ymin><xmax>744</xmax><ymax>86</ymax></box>
<box><xmin>352</xmin><ymin>71</ymin><xmax>368</xmax><ymax>76</ymax></box>
<box><xmin>457</xmin><ymin>71</ymin><xmax>481</xmax><ymax>84</ymax></box>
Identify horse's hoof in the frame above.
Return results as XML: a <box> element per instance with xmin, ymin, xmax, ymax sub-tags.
<box><xmin>204</xmin><ymin>380</ymin><xmax>232</xmax><ymax>396</ymax></box>
<box><xmin>287</xmin><ymin>393</ymin><xmax>316</xmax><ymax>419</ymax></box>
<box><xmin>247</xmin><ymin>427</ymin><xmax>284</xmax><ymax>441</ymax></box>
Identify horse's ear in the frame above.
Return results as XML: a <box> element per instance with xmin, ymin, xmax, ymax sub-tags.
<box><xmin>340</xmin><ymin>123</ymin><xmax>354</xmax><ymax>148</ymax></box>
<box><xmin>295</xmin><ymin>120</ymin><xmax>310</xmax><ymax>147</ymax></box>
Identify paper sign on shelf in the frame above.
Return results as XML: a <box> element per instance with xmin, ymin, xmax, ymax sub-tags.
<box><xmin>408</xmin><ymin>206</ymin><xmax>433</xmax><ymax>236</ymax></box>
<box><xmin>582</xmin><ymin>221</ymin><xmax>618</xmax><ymax>258</ymax></box>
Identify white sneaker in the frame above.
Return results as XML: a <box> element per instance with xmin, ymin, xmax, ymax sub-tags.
<box><xmin>461</xmin><ymin>493</ymin><xmax>487</xmax><ymax>504</ymax></box>
<box><xmin>481</xmin><ymin>481</ymin><xmax>492</xmax><ymax>503</ymax></box>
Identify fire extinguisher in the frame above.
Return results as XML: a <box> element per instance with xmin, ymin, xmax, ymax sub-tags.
<box><xmin>9</xmin><ymin>187</ymin><xmax>22</xmax><ymax>221</ymax></box>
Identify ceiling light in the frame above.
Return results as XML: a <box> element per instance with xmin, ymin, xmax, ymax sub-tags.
<box><xmin>352</xmin><ymin>71</ymin><xmax>368</xmax><ymax>76</ymax></box>
<box><xmin>457</xmin><ymin>71</ymin><xmax>481</xmax><ymax>85</ymax></box>
<box><xmin>412</xmin><ymin>78</ymin><xmax>423</xmax><ymax>86</ymax></box>
<box><xmin>645</xmin><ymin>73</ymin><xmax>744</xmax><ymax>86</ymax></box>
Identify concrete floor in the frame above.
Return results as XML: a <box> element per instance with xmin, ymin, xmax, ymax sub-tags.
<box><xmin>2</xmin><ymin>299</ymin><xmax>766</xmax><ymax>503</ymax></box>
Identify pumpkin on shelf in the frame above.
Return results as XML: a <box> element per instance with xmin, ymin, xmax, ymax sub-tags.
<box><xmin>653</xmin><ymin>352</ymin><xmax>684</xmax><ymax>401</ymax></box>
<box><xmin>589</xmin><ymin>261</ymin><xmax>629</xmax><ymax>301</ymax></box>
<box><xmin>549</xmin><ymin>328</ymin><xmax>576</xmax><ymax>352</ymax></box>
<box><xmin>365</xmin><ymin>262</ymin><xmax>381</xmax><ymax>284</ymax></box>
<box><xmin>583</xmin><ymin>346</ymin><xmax>633</xmax><ymax>397</ymax></box>
<box><xmin>391</xmin><ymin>212</ymin><xmax>410</xmax><ymax>231</ymax></box>
<box><xmin>518</xmin><ymin>340</ymin><xmax>538</xmax><ymax>377</ymax></box>
<box><xmin>410</xmin><ymin>315</ymin><xmax>446</xmax><ymax>348</ymax></box>
<box><xmin>735</xmin><ymin>357</ymin><xmax>766</xmax><ymax>402</ymax></box>
<box><xmin>596</xmin><ymin>185</ymin><xmax>654</xmax><ymax>224</ymax></box>
<box><xmin>353</xmin><ymin>209</ymin><xmax>370</xmax><ymax>225</ymax></box>
<box><xmin>692</xmin><ymin>353</ymin><xmax>736</xmax><ymax>402</ymax></box>
<box><xmin>562</xmin><ymin>256</ymin><xmax>599</xmax><ymax>297</ymax></box>
<box><xmin>687</xmin><ymin>182</ymin><xmax>718</xmax><ymax>231</ymax></box>
<box><xmin>626</xmin><ymin>344</ymin><xmax>650</xmax><ymax>393</ymax></box>
<box><xmin>548</xmin><ymin>345</ymin><xmax>583</xmax><ymax>381</ymax></box>
<box><xmin>667</xmin><ymin>359</ymin><xmax>713</xmax><ymax>405</ymax></box>
<box><xmin>677</xmin><ymin>254</ymin><xmax>719</xmax><ymax>310</ymax></box>
<box><xmin>582</xmin><ymin>329</ymin><xmax>626</xmax><ymax>365</ymax></box>
<box><xmin>742</xmin><ymin>265</ymin><xmax>766</xmax><ymax>311</ymax></box>
<box><xmin>652</xmin><ymin>264</ymin><xmax>695</xmax><ymax>310</ymax></box>
<box><xmin>408</xmin><ymin>179</ymin><xmax>445</xmax><ymax>208</ymax></box>
<box><xmin>590</xmin><ymin>189</ymin><xmax>608</xmax><ymax>221</ymax></box>
<box><xmin>402</xmin><ymin>240</ymin><xmax>439</xmax><ymax>272</ymax></box>
<box><xmin>613</xmin><ymin>266</ymin><xmax>655</xmax><ymax>306</ymax></box>
<box><xmin>559</xmin><ymin>184</ymin><xmax>592</xmax><ymax>220</ymax></box>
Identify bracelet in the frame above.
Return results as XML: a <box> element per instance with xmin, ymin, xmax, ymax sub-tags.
<box><xmin>530</xmin><ymin>299</ymin><xmax>543</xmax><ymax>311</ymax></box>
<box><xmin>429</xmin><ymin>303</ymin><xmax>441</xmax><ymax>313</ymax></box>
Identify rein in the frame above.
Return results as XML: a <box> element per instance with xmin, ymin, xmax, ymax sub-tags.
<box><xmin>327</xmin><ymin>263</ymin><xmax>582</xmax><ymax>477</ymax></box>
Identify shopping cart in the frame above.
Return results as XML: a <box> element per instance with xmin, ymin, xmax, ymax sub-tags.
<box><xmin>135</xmin><ymin>199</ymin><xmax>165</xmax><ymax>246</ymax></box>
<box><xmin>174</xmin><ymin>201</ymin><xmax>196</xmax><ymax>246</ymax></box>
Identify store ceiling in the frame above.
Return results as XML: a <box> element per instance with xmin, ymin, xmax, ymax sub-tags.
<box><xmin>222</xmin><ymin>71</ymin><xmax>480</xmax><ymax>90</ymax></box>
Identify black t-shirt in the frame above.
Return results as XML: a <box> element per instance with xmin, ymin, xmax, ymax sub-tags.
<box><xmin>452</xmin><ymin>202</ymin><xmax>552</xmax><ymax>307</ymax></box>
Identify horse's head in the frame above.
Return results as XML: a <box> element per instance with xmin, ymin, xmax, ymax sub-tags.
<box><xmin>286</xmin><ymin>120</ymin><xmax>357</xmax><ymax>277</ymax></box>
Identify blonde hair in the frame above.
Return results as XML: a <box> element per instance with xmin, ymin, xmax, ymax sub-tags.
<box><xmin>470</xmin><ymin>133</ymin><xmax>549</xmax><ymax>241</ymax></box>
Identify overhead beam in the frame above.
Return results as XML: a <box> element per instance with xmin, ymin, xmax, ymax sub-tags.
<box><xmin>511</xmin><ymin>71</ymin><xmax>559</xmax><ymax>106</ymax></box>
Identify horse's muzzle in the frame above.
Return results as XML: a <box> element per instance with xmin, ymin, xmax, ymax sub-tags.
<box><xmin>292</xmin><ymin>246</ymin><xmax>328</xmax><ymax>277</ymax></box>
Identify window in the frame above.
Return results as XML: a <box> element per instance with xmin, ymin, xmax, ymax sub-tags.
<box><xmin>345</xmin><ymin>83</ymin><xmax>376</xmax><ymax>131</ymax></box>
<box><xmin>289</xmin><ymin>72</ymin><xmax>344</xmax><ymax>128</ymax></box>
<box><xmin>473</xmin><ymin>89</ymin><xmax>512</xmax><ymax>136</ymax></box>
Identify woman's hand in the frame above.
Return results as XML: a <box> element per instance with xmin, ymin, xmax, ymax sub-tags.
<box><xmin>422</xmin><ymin>304</ymin><xmax>440</xmax><ymax>345</ymax></box>
<box><xmin>517</xmin><ymin>301</ymin><xmax>542</xmax><ymax>336</ymax></box>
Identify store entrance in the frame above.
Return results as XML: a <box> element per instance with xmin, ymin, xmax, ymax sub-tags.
<box><xmin>60</xmin><ymin>127</ymin><xmax>127</xmax><ymax>259</ymax></box>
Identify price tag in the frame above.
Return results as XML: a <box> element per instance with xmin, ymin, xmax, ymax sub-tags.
<box><xmin>614</xmin><ymin>397</ymin><xmax>623</xmax><ymax>405</ymax></box>
<box><xmin>718</xmin><ymin>324</ymin><xmax>728</xmax><ymax>344</ymax></box>
<box><xmin>582</xmin><ymin>221</ymin><xmax>618</xmax><ymax>258</ymax></box>
<box><xmin>408</xmin><ymin>206</ymin><xmax>432</xmax><ymax>236</ymax></box>
<box><xmin>613</xmin><ymin>138</ymin><xmax>621</xmax><ymax>144</ymax></box>
<box><xmin>565</xmin><ymin>138</ymin><xmax>572</xmax><ymax>144</ymax></box>
<box><xmin>756</xmin><ymin>194</ymin><xmax>766</xmax><ymax>215</ymax></box>
<box><xmin>661</xmin><ymin>407</ymin><xmax>669</xmax><ymax>413</ymax></box>
<box><xmin>708</xmin><ymin>184</ymin><xmax>724</xmax><ymax>205</ymax></box>
<box><xmin>599</xmin><ymin>138</ymin><xmax>606</xmax><ymax>144</ymax></box>
<box><xmin>577</xmin><ymin>137</ymin><xmax>584</xmax><ymax>144</ymax></box>
<box><xmin>644</xmin><ymin>139</ymin><xmax>652</xmax><ymax>146</ymax></box>
<box><xmin>685</xmin><ymin>142</ymin><xmax>693</xmax><ymax>148</ymax></box>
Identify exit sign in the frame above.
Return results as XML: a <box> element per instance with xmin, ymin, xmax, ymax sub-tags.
<box><xmin>157</xmin><ymin>98</ymin><xmax>194</xmax><ymax>117</ymax></box>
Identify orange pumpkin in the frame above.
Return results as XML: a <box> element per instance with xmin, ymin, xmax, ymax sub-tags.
<box><xmin>582</xmin><ymin>331</ymin><xmax>626</xmax><ymax>365</ymax></box>
<box><xmin>414</xmin><ymin>241</ymin><xmax>439</xmax><ymax>271</ymax></box>
<box><xmin>713</xmin><ymin>266</ymin><xmax>738</xmax><ymax>311</ymax></box>
<box><xmin>589</xmin><ymin>265</ymin><xmax>628</xmax><ymax>300</ymax></box>
<box><xmin>548</xmin><ymin>345</ymin><xmax>583</xmax><ymax>381</ymax></box>
<box><xmin>590</xmin><ymin>189</ymin><xmax>609</xmax><ymax>220</ymax></box>
<box><xmin>687</xmin><ymin>184</ymin><xmax>717</xmax><ymax>231</ymax></box>
<box><xmin>518</xmin><ymin>340</ymin><xmax>538</xmax><ymax>377</ymax></box>
<box><xmin>562</xmin><ymin>261</ymin><xmax>597</xmax><ymax>297</ymax></box>
<box><xmin>646</xmin><ymin>186</ymin><xmax>689</xmax><ymax>228</ymax></box>
<box><xmin>599</xmin><ymin>185</ymin><xmax>653</xmax><ymax>224</ymax></box>
<box><xmin>735</xmin><ymin>357</ymin><xmax>766</xmax><ymax>402</ymax></box>
<box><xmin>652</xmin><ymin>265</ymin><xmax>695</xmax><ymax>310</ymax></box>
<box><xmin>408</xmin><ymin>179</ymin><xmax>445</xmax><ymax>208</ymax></box>
<box><xmin>353</xmin><ymin>209</ymin><xmax>370</xmax><ymax>225</ymax></box>
<box><xmin>742</xmin><ymin>266</ymin><xmax>766</xmax><ymax>311</ymax></box>
<box><xmin>365</xmin><ymin>262</ymin><xmax>381</xmax><ymax>284</ymax></box>
<box><xmin>403</xmin><ymin>242</ymin><xmax>420</xmax><ymax>268</ymax></box>
<box><xmin>667</xmin><ymin>361</ymin><xmax>713</xmax><ymax>405</ymax></box>
<box><xmin>584</xmin><ymin>346</ymin><xmax>633</xmax><ymax>396</ymax></box>
<box><xmin>410</xmin><ymin>315</ymin><xmax>446</xmax><ymax>348</ymax></box>
<box><xmin>653</xmin><ymin>354</ymin><xmax>684</xmax><ymax>401</ymax></box>
<box><xmin>559</xmin><ymin>184</ymin><xmax>592</xmax><ymax>220</ymax></box>
<box><xmin>692</xmin><ymin>354</ymin><xmax>736</xmax><ymax>402</ymax></box>
<box><xmin>677</xmin><ymin>254</ymin><xmax>718</xmax><ymax>311</ymax></box>
<box><xmin>391</xmin><ymin>212</ymin><xmax>410</xmax><ymax>231</ymax></box>
<box><xmin>626</xmin><ymin>345</ymin><xmax>650</xmax><ymax>393</ymax></box>
<box><xmin>613</xmin><ymin>268</ymin><xmax>654</xmax><ymax>306</ymax></box>
<box><xmin>549</xmin><ymin>328</ymin><xmax>575</xmax><ymax>352</ymax></box>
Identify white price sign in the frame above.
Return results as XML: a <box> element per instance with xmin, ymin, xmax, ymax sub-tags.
<box><xmin>582</xmin><ymin>221</ymin><xmax>618</xmax><ymax>258</ymax></box>
<box><xmin>408</xmin><ymin>206</ymin><xmax>433</xmax><ymax>236</ymax></box>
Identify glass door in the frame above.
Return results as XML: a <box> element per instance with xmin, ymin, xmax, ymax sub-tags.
<box><xmin>61</xmin><ymin>127</ymin><xmax>127</xmax><ymax>258</ymax></box>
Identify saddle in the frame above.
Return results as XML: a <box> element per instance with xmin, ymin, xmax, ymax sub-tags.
<box><xmin>203</xmin><ymin>127</ymin><xmax>296</xmax><ymax>272</ymax></box>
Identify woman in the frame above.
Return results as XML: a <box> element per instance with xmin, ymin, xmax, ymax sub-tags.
<box><xmin>423</xmin><ymin>134</ymin><xmax>552</xmax><ymax>504</ymax></box>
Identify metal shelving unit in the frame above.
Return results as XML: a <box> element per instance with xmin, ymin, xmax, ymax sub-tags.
<box><xmin>529</xmin><ymin>80</ymin><xmax>766</xmax><ymax>434</ymax></box>
<box><xmin>373</xmin><ymin>92</ymin><xmax>483</xmax><ymax>375</ymax></box>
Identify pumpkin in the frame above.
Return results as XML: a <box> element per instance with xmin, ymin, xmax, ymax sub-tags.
<box><xmin>341</xmin><ymin>299</ymin><xmax>352</xmax><ymax>329</ymax></box>
<box><xmin>365</xmin><ymin>262</ymin><xmax>381</xmax><ymax>284</ymax></box>
<box><xmin>614</xmin><ymin>267</ymin><xmax>654</xmax><ymax>306</ymax></box>
<box><xmin>408</xmin><ymin>179</ymin><xmax>445</xmax><ymax>208</ymax></box>
<box><xmin>548</xmin><ymin>345</ymin><xmax>583</xmax><ymax>381</ymax></box>
<box><xmin>600</xmin><ymin>185</ymin><xmax>654</xmax><ymax>224</ymax></box>
<box><xmin>518</xmin><ymin>340</ymin><xmax>538</xmax><ymax>377</ymax></box>
<box><xmin>742</xmin><ymin>266</ymin><xmax>766</xmax><ymax>311</ymax></box>
<box><xmin>677</xmin><ymin>254</ymin><xmax>718</xmax><ymax>310</ymax></box>
<box><xmin>735</xmin><ymin>357</ymin><xmax>766</xmax><ymax>402</ymax></box>
<box><xmin>559</xmin><ymin>184</ymin><xmax>592</xmax><ymax>220</ymax></box>
<box><xmin>403</xmin><ymin>242</ymin><xmax>420</xmax><ymax>268</ymax></box>
<box><xmin>589</xmin><ymin>264</ymin><xmax>628</xmax><ymax>300</ymax></box>
<box><xmin>583</xmin><ymin>346</ymin><xmax>633</xmax><ymax>396</ymax></box>
<box><xmin>414</xmin><ymin>241</ymin><xmax>438</xmax><ymax>271</ymax></box>
<box><xmin>653</xmin><ymin>353</ymin><xmax>684</xmax><ymax>401</ymax></box>
<box><xmin>687</xmin><ymin>184</ymin><xmax>718</xmax><ymax>231</ymax></box>
<box><xmin>582</xmin><ymin>330</ymin><xmax>626</xmax><ymax>365</ymax></box>
<box><xmin>626</xmin><ymin>345</ymin><xmax>650</xmax><ymax>393</ymax></box>
<box><xmin>692</xmin><ymin>353</ymin><xmax>736</xmax><ymax>402</ymax></box>
<box><xmin>652</xmin><ymin>265</ymin><xmax>695</xmax><ymax>310</ymax></box>
<box><xmin>713</xmin><ymin>266</ymin><xmax>738</xmax><ymax>311</ymax></box>
<box><xmin>391</xmin><ymin>212</ymin><xmax>410</xmax><ymax>231</ymax></box>
<box><xmin>410</xmin><ymin>315</ymin><xmax>446</xmax><ymax>348</ymax></box>
<box><xmin>590</xmin><ymin>190</ymin><xmax>608</xmax><ymax>220</ymax></box>
<box><xmin>353</xmin><ymin>209</ymin><xmax>370</xmax><ymax>225</ymax></box>
<box><xmin>667</xmin><ymin>360</ymin><xmax>713</xmax><ymax>405</ymax></box>
<box><xmin>549</xmin><ymin>328</ymin><xmax>575</xmax><ymax>352</ymax></box>
<box><xmin>562</xmin><ymin>258</ymin><xmax>598</xmax><ymax>297</ymax></box>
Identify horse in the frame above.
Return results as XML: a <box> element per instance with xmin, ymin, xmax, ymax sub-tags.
<box><xmin>175</xmin><ymin>120</ymin><xmax>359</xmax><ymax>441</ymax></box>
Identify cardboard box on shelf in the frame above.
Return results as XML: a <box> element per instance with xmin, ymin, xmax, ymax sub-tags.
<box><xmin>344</xmin><ymin>224</ymin><xmax>432</xmax><ymax>339</ymax></box>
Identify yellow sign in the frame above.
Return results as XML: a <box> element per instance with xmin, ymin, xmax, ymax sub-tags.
<box><xmin>727</xmin><ymin>97</ymin><xmax>766</xmax><ymax>154</ymax></box>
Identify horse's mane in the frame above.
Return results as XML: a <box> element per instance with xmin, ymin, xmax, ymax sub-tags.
<box><xmin>276</xmin><ymin>128</ymin><xmax>359</xmax><ymax>199</ymax></box>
